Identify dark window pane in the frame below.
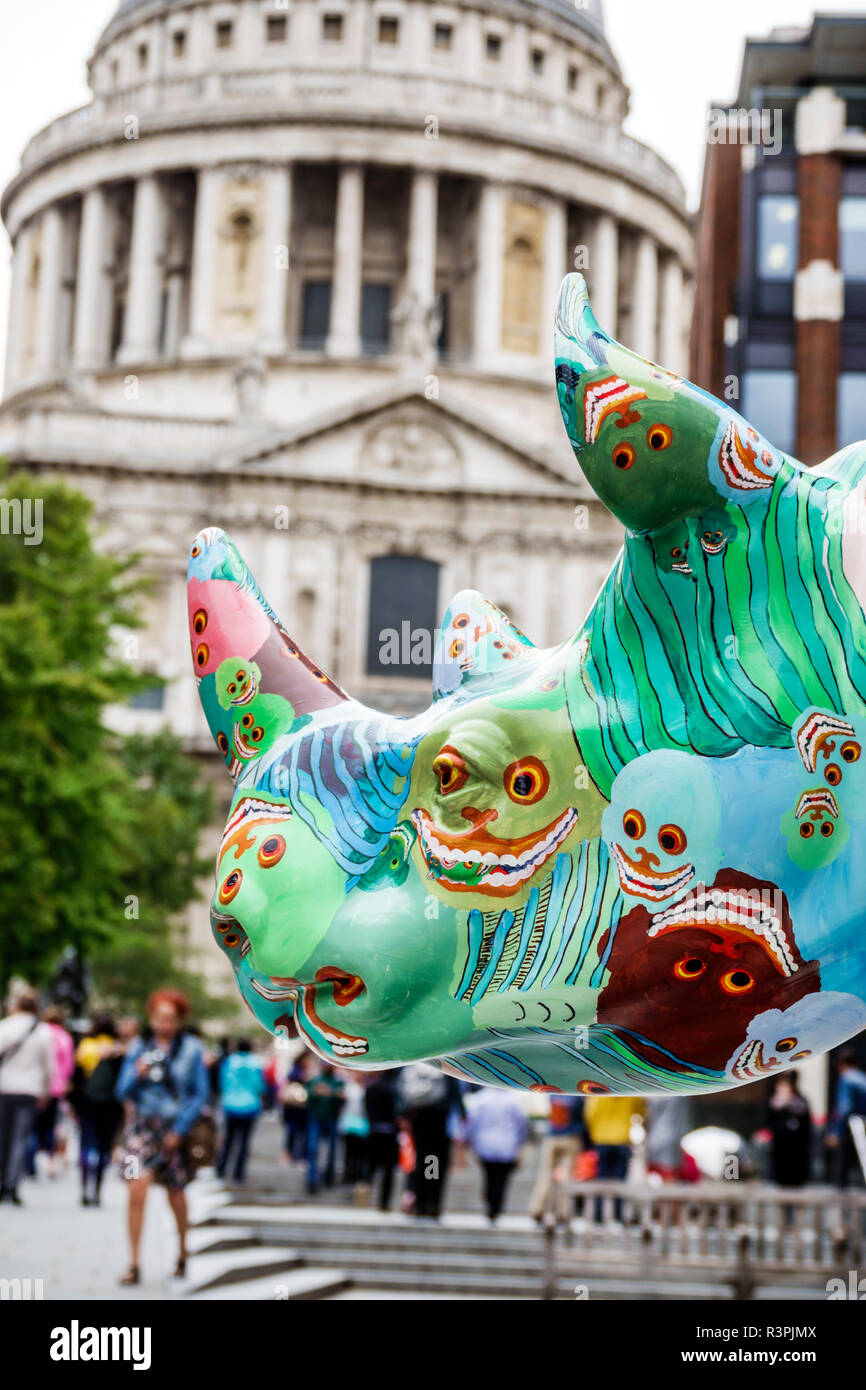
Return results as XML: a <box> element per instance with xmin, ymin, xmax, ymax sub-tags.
<box><xmin>361</xmin><ymin>282</ymin><xmax>391</xmax><ymax>354</ymax></box>
<box><xmin>266</xmin><ymin>15</ymin><xmax>287</xmax><ymax>42</ymax></box>
<box><xmin>838</xmin><ymin>372</ymin><xmax>866</xmax><ymax>444</ymax></box>
<box><xmin>757</xmin><ymin>194</ymin><xmax>798</xmax><ymax>280</ymax></box>
<box><xmin>841</xmin><ymin>197</ymin><xmax>866</xmax><ymax>281</ymax></box>
<box><xmin>128</xmin><ymin>684</ymin><xmax>165</xmax><ymax>711</ymax></box>
<box><xmin>366</xmin><ymin>555</ymin><xmax>440</xmax><ymax>678</ymax></box>
<box><xmin>300</xmin><ymin>281</ymin><xmax>331</xmax><ymax>349</ymax></box>
<box><xmin>742</xmin><ymin>369</ymin><xmax>797</xmax><ymax>454</ymax></box>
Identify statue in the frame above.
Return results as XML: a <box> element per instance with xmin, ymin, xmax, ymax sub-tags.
<box><xmin>186</xmin><ymin>273</ymin><xmax>866</xmax><ymax>1094</ymax></box>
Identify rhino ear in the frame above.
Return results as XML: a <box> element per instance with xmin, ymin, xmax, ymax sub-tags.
<box><xmin>188</xmin><ymin>527</ymin><xmax>348</xmax><ymax>776</ymax></box>
<box><xmin>432</xmin><ymin>590</ymin><xmax>536</xmax><ymax>701</ymax></box>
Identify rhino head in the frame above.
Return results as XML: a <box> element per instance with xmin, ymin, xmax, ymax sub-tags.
<box><xmin>187</xmin><ymin>274</ymin><xmax>866</xmax><ymax>1094</ymax></box>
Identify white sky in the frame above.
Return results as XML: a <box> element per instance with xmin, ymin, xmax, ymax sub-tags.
<box><xmin>2</xmin><ymin>0</ymin><xmax>866</xmax><ymax>361</ymax></box>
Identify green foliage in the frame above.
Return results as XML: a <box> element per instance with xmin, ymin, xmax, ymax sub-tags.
<box><xmin>0</xmin><ymin>467</ymin><xmax>219</xmax><ymax>1015</ymax></box>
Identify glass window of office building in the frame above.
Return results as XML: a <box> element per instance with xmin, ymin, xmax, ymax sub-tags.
<box><xmin>742</xmin><ymin>369</ymin><xmax>797</xmax><ymax>454</ymax></box>
<box><xmin>838</xmin><ymin>372</ymin><xmax>866</xmax><ymax>445</ymax></box>
<box><xmin>841</xmin><ymin>197</ymin><xmax>866</xmax><ymax>280</ymax></box>
<box><xmin>757</xmin><ymin>195</ymin><xmax>799</xmax><ymax>279</ymax></box>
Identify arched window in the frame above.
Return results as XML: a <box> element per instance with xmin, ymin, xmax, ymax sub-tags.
<box><xmin>501</xmin><ymin>201</ymin><xmax>543</xmax><ymax>354</ymax></box>
<box><xmin>366</xmin><ymin>555</ymin><xmax>440</xmax><ymax>678</ymax></box>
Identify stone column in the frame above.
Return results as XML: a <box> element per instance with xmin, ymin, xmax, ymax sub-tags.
<box><xmin>3</xmin><ymin>224</ymin><xmax>32</xmax><ymax>393</ymax></box>
<box><xmin>659</xmin><ymin>256</ymin><xmax>684</xmax><ymax>374</ymax></box>
<box><xmin>473</xmin><ymin>180</ymin><xmax>505</xmax><ymax>365</ymax></box>
<box><xmin>183</xmin><ymin>165</ymin><xmax>222</xmax><ymax>356</ymax></box>
<box><xmin>34</xmin><ymin>204</ymin><xmax>65</xmax><ymax>376</ymax></box>
<box><xmin>259</xmin><ymin>163</ymin><xmax>292</xmax><ymax>354</ymax></box>
<box><xmin>589</xmin><ymin>211</ymin><xmax>618</xmax><ymax>336</ymax></box>
<box><xmin>632</xmin><ymin>232</ymin><xmax>658</xmax><ymax>361</ymax></box>
<box><xmin>541</xmin><ymin>197</ymin><xmax>567</xmax><ymax>363</ymax></box>
<box><xmin>407</xmin><ymin>169</ymin><xmax>438</xmax><ymax>305</ymax></box>
<box><xmin>73</xmin><ymin>185</ymin><xmax>111</xmax><ymax>370</ymax></box>
<box><xmin>119</xmin><ymin>175</ymin><xmax>167</xmax><ymax>363</ymax></box>
<box><xmin>326</xmin><ymin>163</ymin><xmax>364</xmax><ymax>358</ymax></box>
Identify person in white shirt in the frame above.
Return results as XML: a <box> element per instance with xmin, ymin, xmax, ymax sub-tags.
<box><xmin>0</xmin><ymin>987</ymin><xmax>54</xmax><ymax>1204</ymax></box>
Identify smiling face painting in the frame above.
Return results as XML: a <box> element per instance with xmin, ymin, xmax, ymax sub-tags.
<box><xmin>186</xmin><ymin>272</ymin><xmax>866</xmax><ymax>1095</ymax></box>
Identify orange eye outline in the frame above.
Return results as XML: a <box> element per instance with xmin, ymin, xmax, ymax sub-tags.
<box><xmin>191</xmin><ymin>542</ymin><xmax>201</xmax><ymax>558</ymax></box>
<box><xmin>841</xmin><ymin>741</ymin><xmax>861</xmax><ymax>763</ymax></box>
<box><xmin>258</xmin><ymin>834</ymin><xmax>286</xmax><ymax>868</ymax></box>
<box><xmin>241</xmin><ymin>711</ymin><xmax>255</xmax><ymax>729</ymax></box>
<box><xmin>791</xmin><ymin>1050</ymin><xmax>811</xmax><ymax>1061</ymax></box>
<box><xmin>218</xmin><ymin>869</ymin><xmax>243</xmax><ymax>905</ymax></box>
<box><xmin>674</xmin><ymin>956</ymin><xmax>705</xmax><ymax>981</ymax></box>
<box><xmin>776</xmin><ymin>1037</ymin><xmax>797</xmax><ymax>1053</ymax></box>
<box><xmin>449</xmin><ymin>638</ymin><xmax>466</xmax><ymax>658</ymax></box>
<box><xmin>311</xmin><ymin>668</ymin><xmax>328</xmax><ymax>683</ymax></box>
<box><xmin>658</xmin><ymin>823</ymin><xmax>687</xmax><ymax>856</ymax></box>
<box><xmin>820</xmin><ymin>820</ymin><xmax>835</xmax><ymax>837</ymax></box>
<box><xmin>223</xmin><ymin>933</ymin><xmax>241</xmax><ymax>949</ymax></box>
<box><xmin>647</xmin><ymin>423</ymin><xmax>673</xmax><ymax>451</ymax></box>
<box><xmin>612</xmin><ymin>442</ymin><xmax>636</xmax><ymax>471</ymax></box>
<box><xmin>216</xmin><ymin>732</ymin><xmax>230</xmax><ymax>757</ymax></box>
<box><xmin>671</xmin><ymin>547</ymin><xmax>684</xmax><ymax>559</ymax></box>
<box><xmin>799</xmin><ymin>822</ymin><xmax>814</xmax><ymax>838</ymax></box>
<box><xmin>432</xmin><ymin>746</ymin><xmax>468</xmax><ymax>796</ymax></box>
<box><xmin>721</xmin><ymin>968</ymin><xmax>754</xmax><ymax>995</ymax></box>
<box><xmin>622</xmin><ymin>809</ymin><xmax>646</xmax><ymax>840</ymax></box>
<box><xmin>193</xmin><ymin>608</ymin><xmax>207</xmax><ymax>635</ymax></box>
<box><xmin>825</xmin><ymin>764</ymin><xmax>842</xmax><ymax>786</ymax></box>
<box><xmin>453</xmin><ymin>613</ymin><xmax>471</xmax><ymax>630</ymax></box>
<box><xmin>251</xmin><ymin>726</ymin><xmax>265</xmax><ymax>744</ymax></box>
<box><xmin>504</xmin><ymin>757</ymin><xmax>550</xmax><ymax>805</ymax></box>
<box><xmin>578</xmin><ymin>1080</ymin><xmax>611</xmax><ymax>1096</ymax></box>
<box><xmin>195</xmin><ymin>643</ymin><xmax>209</xmax><ymax>668</ymax></box>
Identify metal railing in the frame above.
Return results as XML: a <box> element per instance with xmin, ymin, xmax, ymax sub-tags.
<box><xmin>540</xmin><ymin>1177</ymin><xmax>866</xmax><ymax>1299</ymax></box>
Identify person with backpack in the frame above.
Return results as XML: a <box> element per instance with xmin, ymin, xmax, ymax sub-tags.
<box><xmin>216</xmin><ymin>1039</ymin><xmax>266</xmax><ymax>1183</ymax></box>
<box><xmin>364</xmin><ymin>1070</ymin><xmax>399</xmax><ymax>1211</ymax></box>
<box><xmin>78</xmin><ymin>1016</ymin><xmax>138</xmax><ymax>1206</ymax></box>
<box><xmin>0</xmin><ymin>987</ymin><xmax>54</xmax><ymax>1204</ymax></box>
<box><xmin>827</xmin><ymin>1048</ymin><xmax>866</xmax><ymax>1188</ymax></box>
<box><xmin>398</xmin><ymin>1063</ymin><xmax>464</xmax><ymax>1219</ymax></box>
<box><xmin>115</xmin><ymin>988</ymin><xmax>209</xmax><ymax>1285</ymax></box>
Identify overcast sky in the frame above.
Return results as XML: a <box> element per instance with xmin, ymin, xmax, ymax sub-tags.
<box><xmin>2</xmin><ymin>0</ymin><xmax>866</xmax><ymax>362</ymax></box>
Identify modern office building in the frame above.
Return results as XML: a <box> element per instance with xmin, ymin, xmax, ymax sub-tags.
<box><xmin>692</xmin><ymin>13</ymin><xmax>866</xmax><ymax>466</ymax></box>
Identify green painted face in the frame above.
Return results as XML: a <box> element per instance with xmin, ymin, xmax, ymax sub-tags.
<box><xmin>781</xmin><ymin>788</ymin><xmax>850</xmax><ymax>870</ymax></box>
<box><xmin>408</xmin><ymin>683</ymin><xmax>604</xmax><ymax>908</ymax></box>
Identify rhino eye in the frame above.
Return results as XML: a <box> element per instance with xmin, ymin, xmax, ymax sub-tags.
<box><xmin>504</xmin><ymin>757</ymin><xmax>549</xmax><ymax>804</ymax></box>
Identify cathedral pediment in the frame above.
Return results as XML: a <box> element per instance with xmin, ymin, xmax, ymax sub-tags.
<box><xmin>220</xmin><ymin>385</ymin><xmax>580</xmax><ymax>498</ymax></box>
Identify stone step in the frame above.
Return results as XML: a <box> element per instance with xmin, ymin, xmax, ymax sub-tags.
<box><xmin>189</xmin><ymin>1267</ymin><xmax>351</xmax><ymax>1301</ymax></box>
<box><xmin>183</xmin><ymin>1245</ymin><xmax>307</xmax><ymax>1294</ymax></box>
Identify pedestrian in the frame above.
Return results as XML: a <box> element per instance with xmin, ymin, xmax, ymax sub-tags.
<box><xmin>0</xmin><ymin>987</ymin><xmax>54</xmax><ymax>1204</ymax></box>
<box><xmin>584</xmin><ymin>1093</ymin><xmax>644</xmax><ymax>1223</ymax></box>
<box><xmin>766</xmin><ymin>1072</ymin><xmax>812</xmax><ymax>1188</ymax></box>
<box><xmin>79</xmin><ymin>1017</ymin><xmax>138</xmax><ymax>1207</ymax></box>
<box><xmin>115</xmin><ymin>988</ymin><xmax>209</xmax><ymax>1285</ymax></box>
<box><xmin>398</xmin><ymin>1063</ymin><xmax>464</xmax><ymax>1220</ymax></box>
<box><xmin>528</xmin><ymin>1093</ymin><xmax>586</xmax><ymax>1222</ymax></box>
<box><xmin>364</xmin><ymin>1070</ymin><xmax>399</xmax><ymax>1212</ymax></box>
<box><xmin>339</xmin><ymin>1073</ymin><xmax>370</xmax><ymax>1186</ymax></box>
<box><xmin>827</xmin><ymin>1048</ymin><xmax>866</xmax><ymax>1188</ymax></box>
<box><xmin>465</xmin><ymin>1086</ymin><xmax>528</xmax><ymax>1223</ymax></box>
<box><xmin>304</xmin><ymin>1061</ymin><xmax>344</xmax><ymax>1194</ymax></box>
<box><xmin>278</xmin><ymin>1053</ymin><xmax>310</xmax><ymax>1165</ymax></box>
<box><xmin>28</xmin><ymin>1004</ymin><xmax>74</xmax><ymax>1178</ymax></box>
<box><xmin>645</xmin><ymin>1096</ymin><xmax>695</xmax><ymax>1183</ymax></box>
<box><xmin>216</xmin><ymin>1039</ymin><xmax>266</xmax><ymax>1183</ymax></box>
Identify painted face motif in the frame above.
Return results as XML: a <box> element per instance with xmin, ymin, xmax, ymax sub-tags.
<box><xmin>602</xmin><ymin>751</ymin><xmax>723</xmax><ymax>911</ymax></box>
<box><xmin>186</xmin><ymin>270</ymin><xmax>866</xmax><ymax>1093</ymax></box>
<box><xmin>409</xmin><ymin>696</ymin><xmax>600</xmax><ymax>904</ymax></box>
<box><xmin>597</xmin><ymin>870</ymin><xmax>820</xmax><ymax>1072</ymax></box>
<box><xmin>726</xmin><ymin>993</ymin><xmax>866</xmax><ymax>1083</ymax></box>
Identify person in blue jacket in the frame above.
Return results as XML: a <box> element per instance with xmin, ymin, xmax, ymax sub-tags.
<box><xmin>115</xmin><ymin>988</ymin><xmax>209</xmax><ymax>1285</ymax></box>
<box><xmin>216</xmin><ymin>1039</ymin><xmax>266</xmax><ymax>1183</ymax></box>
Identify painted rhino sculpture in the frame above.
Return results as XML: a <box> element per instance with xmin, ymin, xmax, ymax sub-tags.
<box><xmin>187</xmin><ymin>272</ymin><xmax>866</xmax><ymax>1095</ymax></box>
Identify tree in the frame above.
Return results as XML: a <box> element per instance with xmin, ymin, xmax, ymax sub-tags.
<box><xmin>0</xmin><ymin>467</ymin><xmax>218</xmax><ymax>1014</ymax></box>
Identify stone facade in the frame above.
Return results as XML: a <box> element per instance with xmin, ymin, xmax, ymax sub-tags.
<box><xmin>0</xmin><ymin>0</ymin><xmax>693</xmax><ymax>984</ymax></box>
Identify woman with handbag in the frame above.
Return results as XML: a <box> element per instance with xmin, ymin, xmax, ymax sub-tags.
<box><xmin>115</xmin><ymin>988</ymin><xmax>209</xmax><ymax>1286</ymax></box>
